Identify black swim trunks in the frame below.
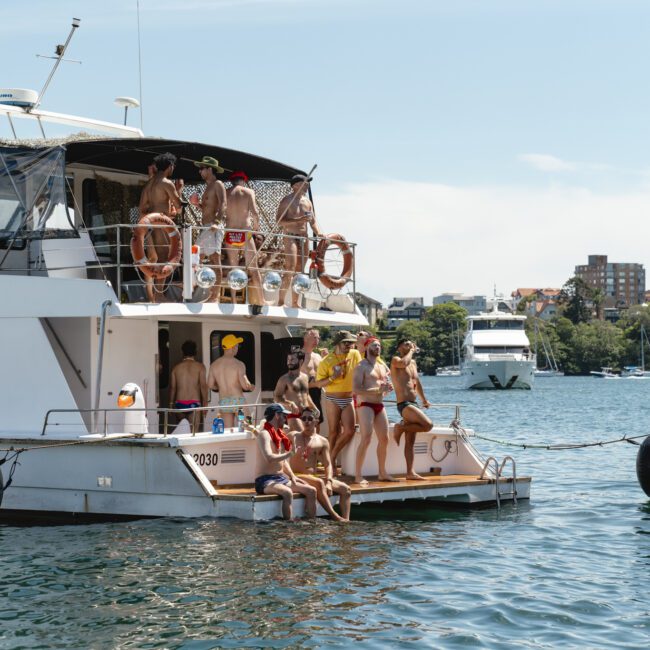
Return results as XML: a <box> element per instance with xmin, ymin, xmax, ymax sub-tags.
<box><xmin>397</xmin><ymin>400</ymin><xmax>417</xmax><ymax>416</ymax></box>
<box><xmin>309</xmin><ymin>387</ymin><xmax>324</xmax><ymax>423</ymax></box>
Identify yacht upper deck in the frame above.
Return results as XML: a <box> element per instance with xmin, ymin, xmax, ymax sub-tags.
<box><xmin>0</xmin><ymin>129</ymin><xmax>363</xmax><ymax>324</ymax></box>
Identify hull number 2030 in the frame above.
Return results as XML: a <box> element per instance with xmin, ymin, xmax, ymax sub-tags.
<box><xmin>193</xmin><ymin>453</ymin><xmax>219</xmax><ymax>466</ymax></box>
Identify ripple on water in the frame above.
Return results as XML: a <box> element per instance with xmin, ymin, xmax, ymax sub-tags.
<box><xmin>2</xmin><ymin>378</ymin><xmax>650</xmax><ymax>648</ymax></box>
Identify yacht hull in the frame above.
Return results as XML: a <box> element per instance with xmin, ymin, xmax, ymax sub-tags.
<box><xmin>462</xmin><ymin>359</ymin><xmax>535</xmax><ymax>389</ymax></box>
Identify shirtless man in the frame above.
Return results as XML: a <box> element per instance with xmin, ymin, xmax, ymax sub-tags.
<box><xmin>255</xmin><ymin>403</ymin><xmax>317</xmax><ymax>520</ymax></box>
<box><xmin>224</xmin><ymin>171</ymin><xmax>264</xmax><ymax>305</ymax></box>
<box><xmin>189</xmin><ymin>156</ymin><xmax>227</xmax><ymax>302</ymax></box>
<box><xmin>273</xmin><ymin>350</ymin><xmax>317</xmax><ymax>432</ymax></box>
<box><xmin>207</xmin><ymin>333</ymin><xmax>254</xmax><ymax>429</ymax></box>
<box><xmin>277</xmin><ymin>174</ymin><xmax>323</xmax><ymax>307</ymax></box>
<box><xmin>169</xmin><ymin>340</ymin><xmax>208</xmax><ymax>432</ymax></box>
<box><xmin>314</xmin><ymin>330</ymin><xmax>362</xmax><ymax>470</ymax></box>
<box><xmin>352</xmin><ymin>337</ymin><xmax>397</xmax><ymax>485</ymax></box>
<box><xmin>301</xmin><ymin>329</ymin><xmax>324</xmax><ymax>431</ymax></box>
<box><xmin>290</xmin><ymin>406</ymin><xmax>351</xmax><ymax>521</ymax></box>
<box><xmin>138</xmin><ymin>152</ymin><xmax>185</xmax><ymax>302</ymax></box>
<box><xmin>390</xmin><ymin>339</ymin><xmax>432</xmax><ymax>480</ymax></box>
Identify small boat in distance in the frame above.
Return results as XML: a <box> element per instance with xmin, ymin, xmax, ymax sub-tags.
<box><xmin>590</xmin><ymin>367</ymin><xmax>620</xmax><ymax>379</ymax></box>
<box><xmin>622</xmin><ymin>325</ymin><xmax>650</xmax><ymax>378</ymax></box>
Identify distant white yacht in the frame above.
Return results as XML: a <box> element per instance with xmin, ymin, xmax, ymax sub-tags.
<box><xmin>461</xmin><ymin>309</ymin><xmax>536</xmax><ymax>389</ymax></box>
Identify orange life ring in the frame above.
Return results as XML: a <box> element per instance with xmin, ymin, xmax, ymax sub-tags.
<box><xmin>315</xmin><ymin>233</ymin><xmax>353</xmax><ymax>290</ymax></box>
<box><xmin>130</xmin><ymin>213</ymin><xmax>182</xmax><ymax>279</ymax></box>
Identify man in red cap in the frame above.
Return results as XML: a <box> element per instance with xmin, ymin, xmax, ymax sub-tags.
<box><xmin>276</xmin><ymin>174</ymin><xmax>323</xmax><ymax>307</ymax></box>
<box><xmin>224</xmin><ymin>171</ymin><xmax>264</xmax><ymax>305</ymax></box>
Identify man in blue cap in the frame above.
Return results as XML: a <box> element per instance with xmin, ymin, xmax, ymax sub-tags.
<box><xmin>254</xmin><ymin>403</ymin><xmax>317</xmax><ymax>520</ymax></box>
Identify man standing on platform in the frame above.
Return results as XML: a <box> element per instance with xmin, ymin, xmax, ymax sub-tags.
<box><xmin>207</xmin><ymin>334</ymin><xmax>254</xmax><ymax>429</ymax></box>
<box><xmin>169</xmin><ymin>340</ymin><xmax>208</xmax><ymax>432</ymax></box>
<box><xmin>314</xmin><ymin>330</ymin><xmax>362</xmax><ymax>470</ymax></box>
<box><xmin>138</xmin><ymin>152</ymin><xmax>185</xmax><ymax>302</ymax></box>
<box><xmin>273</xmin><ymin>350</ymin><xmax>317</xmax><ymax>431</ymax></box>
<box><xmin>276</xmin><ymin>174</ymin><xmax>323</xmax><ymax>307</ymax></box>
<box><xmin>390</xmin><ymin>339</ymin><xmax>432</xmax><ymax>480</ymax></box>
<box><xmin>224</xmin><ymin>171</ymin><xmax>264</xmax><ymax>305</ymax></box>
<box><xmin>352</xmin><ymin>337</ymin><xmax>396</xmax><ymax>486</ymax></box>
<box><xmin>190</xmin><ymin>156</ymin><xmax>227</xmax><ymax>302</ymax></box>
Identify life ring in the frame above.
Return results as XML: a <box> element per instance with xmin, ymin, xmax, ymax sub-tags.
<box><xmin>130</xmin><ymin>213</ymin><xmax>181</xmax><ymax>279</ymax></box>
<box><xmin>314</xmin><ymin>233</ymin><xmax>353</xmax><ymax>290</ymax></box>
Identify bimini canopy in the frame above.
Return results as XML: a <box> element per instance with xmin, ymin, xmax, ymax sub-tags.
<box><xmin>64</xmin><ymin>138</ymin><xmax>306</xmax><ymax>181</ymax></box>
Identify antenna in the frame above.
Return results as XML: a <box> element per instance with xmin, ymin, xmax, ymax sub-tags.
<box><xmin>31</xmin><ymin>17</ymin><xmax>81</xmax><ymax>112</ymax></box>
<box><xmin>114</xmin><ymin>96</ymin><xmax>140</xmax><ymax>125</ymax></box>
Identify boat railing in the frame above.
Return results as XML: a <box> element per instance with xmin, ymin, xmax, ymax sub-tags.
<box><xmin>41</xmin><ymin>222</ymin><xmax>358</xmax><ymax>309</ymax></box>
<box><xmin>41</xmin><ymin>402</ymin><xmax>280</xmax><ymax>438</ymax></box>
<box><xmin>42</xmin><ymin>402</ymin><xmax>465</xmax><ymax>437</ymax></box>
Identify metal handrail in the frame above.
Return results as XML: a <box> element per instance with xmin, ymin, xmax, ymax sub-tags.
<box><xmin>498</xmin><ymin>455</ymin><xmax>518</xmax><ymax>505</ymax></box>
<box><xmin>75</xmin><ymin>222</ymin><xmax>358</xmax><ymax>307</ymax></box>
<box><xmin>479</xmin><ymin>456</ymin><xmax>501</xmax><ymax>508</ymax></box>
<box><xmin>41</xmin><ymin>402</ymin><xmax>275</xmax><ymax>438</ymax></box>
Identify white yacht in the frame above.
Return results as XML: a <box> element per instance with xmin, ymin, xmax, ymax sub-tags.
<box><xmin>461</xmin><ymin>309</ymin><xmax>536</xmax><ymax>389</ymax></box>
<box><xmin>0</xmin><ymin>23</ymin><xmax>530</xmax><ymax>521</ymax></box>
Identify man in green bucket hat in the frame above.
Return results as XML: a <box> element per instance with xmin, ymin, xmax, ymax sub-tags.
<box><xmin>190</xmin><ymin>156</ymin><xmax>227</xmax><ymax>301</ymax></box>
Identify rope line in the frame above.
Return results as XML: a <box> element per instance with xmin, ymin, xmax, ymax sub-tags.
<box><xmin>469</xmin><ymin>431</ymin><xmax>648</xmax><ymax>450</ymax></box>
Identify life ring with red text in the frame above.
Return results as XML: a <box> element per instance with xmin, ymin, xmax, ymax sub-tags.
<box><xmin>315</xmin><ymin>233</ymin><xmax>353</xmax><ymax>290</ymax></box>
<box><xmin>130</xmin><ymin>213</ymin><xmax>181</xmax><ymax>279</ymax></box>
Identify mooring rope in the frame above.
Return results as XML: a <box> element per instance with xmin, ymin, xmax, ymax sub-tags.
<box><xmin>468</xmin><ymin>431</ymin><xmax>647</xmax><ymax>450</ymax></box>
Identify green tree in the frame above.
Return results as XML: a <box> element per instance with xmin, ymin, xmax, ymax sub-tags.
<box><xmin>558</xmin><ymin>276</ymin><xmax>595</xmax><ymax>324</ymax></box>
<box><xmin>391</xmin><ymin>303</ymin><xmax>467</xmax><ymax>374</ymax></box>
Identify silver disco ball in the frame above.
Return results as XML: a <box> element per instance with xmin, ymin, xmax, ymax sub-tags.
<box><xmin>292</xmin><ymin>273</ymin><xmax>310</xmax><ymax>295</ymax></box>
<box><xmin>227</xmin><ymin>268</ymin><xmax>249</xmax><ymax>290</ymax></box>
<box><xmin>263</xmin><ymin>271</ymin><xmax>282</xmax><ymax>292</ymax></box>
<box><xmin>195</xmin><ymin>266</ymin><xmax>217</xmax><ymax>289</ymax></box>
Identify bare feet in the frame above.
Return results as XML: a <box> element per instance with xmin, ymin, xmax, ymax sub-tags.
<box><xmin>378</xmin><ymin>474</ymin><xmax>401</xmax><ymax>482</ymax></box>
<box><xmin>406</xmin><ymin>472</ymin><xmax>426</xmax><ymax>480</ymax></box>
<box><xmin>330</xmin><ymin>513</ymin><xmax>346</xmax><ymax>522</ymax></box>
<box><xmin>354</xmin><ymin>478</ymin><xmax>370</xmax><ymax>487</ymax></box>
<box><xmin>392</xmin><ymin>422</ymin><xmax>404</xmax><ymax>445</ymax></box>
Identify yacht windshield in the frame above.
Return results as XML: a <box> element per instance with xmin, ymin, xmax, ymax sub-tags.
<box><xmin>472</xmin><ymin>320</ymin><xmax>524</xmax><ymax>330</ymax></box>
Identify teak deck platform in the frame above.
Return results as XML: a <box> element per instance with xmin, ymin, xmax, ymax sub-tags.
<box><xmin>210</xmin><ymin>473</ymin><xmax>531</xmax><ymax>502</ymax></box>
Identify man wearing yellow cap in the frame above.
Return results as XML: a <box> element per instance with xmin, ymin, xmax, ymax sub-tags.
<box><xmin>207</xmin><ymin>333</ymin><xmax>254</xmax><ymax>428</ymax></box>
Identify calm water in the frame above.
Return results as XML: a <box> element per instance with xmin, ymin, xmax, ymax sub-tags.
<box><xmin>1</xmin><ymin>377</ymin><xmax>649</xmax><ymax>649</ymax></box>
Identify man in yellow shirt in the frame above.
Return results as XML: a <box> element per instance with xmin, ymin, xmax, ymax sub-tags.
<box><xmin>314</xmin><ymin>330</ymin><xmax>362</xmax><ymax>470</ymax></box>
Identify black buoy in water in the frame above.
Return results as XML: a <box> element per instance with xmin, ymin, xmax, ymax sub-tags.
<box><xmin>636</xmin><ymin>436</ymin><xmax>650</xmax><ymax>497</ymax></box>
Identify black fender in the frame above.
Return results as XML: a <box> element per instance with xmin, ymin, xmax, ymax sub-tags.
<box><xmin>636</xmin><ymin>436</ymin><xmax>650</xmax><ymax>497</ymax></box>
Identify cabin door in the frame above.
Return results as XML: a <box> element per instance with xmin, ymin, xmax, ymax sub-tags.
<box><xmin>158</xmin><ymin>321</ymin><xmax>204</xmax><ymax>411</ymax></box>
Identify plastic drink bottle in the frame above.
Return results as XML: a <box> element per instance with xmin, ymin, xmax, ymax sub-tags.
<box><xmin>237</xmin><ymin>408</ymin><xmax>245</xmax><ymax>432</ymax></box>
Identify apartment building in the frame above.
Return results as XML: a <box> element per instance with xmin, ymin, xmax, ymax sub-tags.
<box><xmin>575</xmin><ymin>255</ymin><xmax>645</xmax><ymax>309</ymax></box>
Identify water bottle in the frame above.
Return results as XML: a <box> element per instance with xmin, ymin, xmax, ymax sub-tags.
<box><xmin>237</xmin><ymin>408</ymin><xmax>245</xmax><ymax>432</ymax></box>
<box><xmin>212</xmin><ymin>417</ymin><xmax>224</xmax><ymax>435</ymax></box>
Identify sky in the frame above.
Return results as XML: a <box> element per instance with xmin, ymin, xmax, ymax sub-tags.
<box><xmin>3</xmin><ymin>0</ymin><xmax>650</xmax><ymax>305</ymax></box>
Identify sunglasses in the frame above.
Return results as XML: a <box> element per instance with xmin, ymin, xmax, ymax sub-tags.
<box><xmin>301</xmin><ymin>416</ymin><xmax>315</xmax><ymax>422</ymax></box>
